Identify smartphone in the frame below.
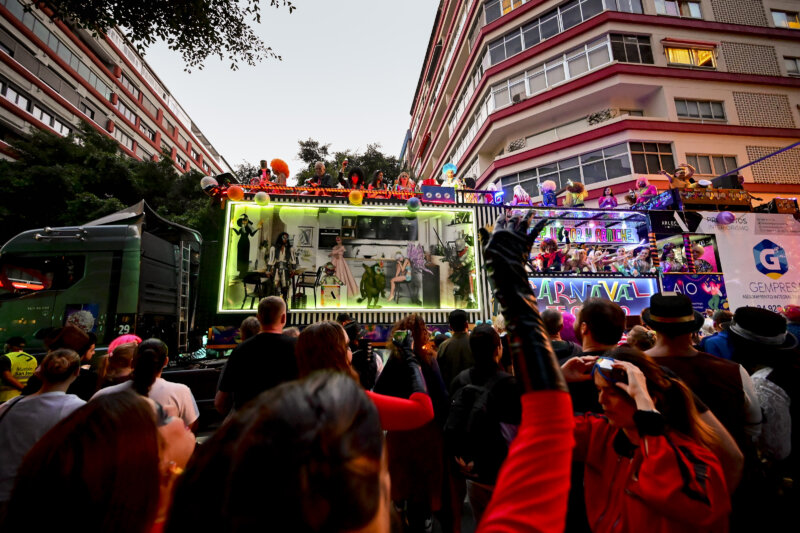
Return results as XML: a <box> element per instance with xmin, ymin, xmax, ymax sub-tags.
<box><xmin>596</xmin><ymin>357</ymin><xmax>628</xmax><ymax>384</ymax></box>
<box><xmin>392</xmin><ymin>330</ymin><xmax>408</xmax><ymax>344</ymax></box>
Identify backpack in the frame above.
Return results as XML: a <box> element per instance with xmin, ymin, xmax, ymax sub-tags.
<box><xmin>444</xmin><ymin>372</ymin><xmax>510</xmax><ymax>484</ymax></box>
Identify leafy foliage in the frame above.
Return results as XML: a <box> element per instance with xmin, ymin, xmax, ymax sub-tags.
<box><xmin>0</xmin><ymin>124</ymin><xmax>220</xmax><ymax>243</ymax></box>
<box><xmin>294</xmin><ymin>139</ymin><xmax>400</xmax><ymax>186</ymax></box>
<box><xmin>38</xmin><ymin>0</ymin><xmax>296</xmax><ymax>71</ymax></box>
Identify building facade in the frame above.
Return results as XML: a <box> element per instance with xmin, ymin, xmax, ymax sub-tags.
<box><xmin>0</xmin><ymin>0</ymin><xmax>232</xmax><ymax>175</ymax></box>
<box><xmin>403</xmin><ymin>0</ymin><xmax>800</xmax><ymax>206</ymax></box>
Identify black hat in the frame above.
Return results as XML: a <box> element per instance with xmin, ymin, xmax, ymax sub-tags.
<box><xmin>729</xmin><ymin>307</ymin><xmax>797</xmax><ymax>351</ymax></box>
<box><xmin>642</xmin><ymin>293</ymin><xmax>704</xmax><ymax>336</ymax></box>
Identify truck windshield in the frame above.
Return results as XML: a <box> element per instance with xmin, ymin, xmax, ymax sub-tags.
<box><xmin>0</xmin><ymin>256</ymin><xmax>85</xmax><ymax>297</ymax></box>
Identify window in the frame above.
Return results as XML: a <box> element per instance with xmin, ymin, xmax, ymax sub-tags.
<box><xmin>53</xmin><ymin>118</ymin><xmax>71</xmax><ymax>136</ymax></box>
<box><xmin>116</xmin><ymin>99</ymin><xmax>137</xmax><ymax>124</ymax></box>
<box><xmin>191</xmin><ymin>148</ymin><xmax>200</xmax><ymax>161</ymax></box>
<box><xmin>3</xmin><ymin>85</ymin><xmax>29</xmax><ymax>111</ymax></box>
<box><xmin>114</xmin><ymin>128</ymin><xmax>135</xmax><ymax>151</ymax></box>
<box><xmin>630</xmin><ymin>142</ymin><xmax>675</xmax><ymax>174</ymax></box>
<box><xmin>655</xmin><ymin>0</ymin><xmax>701</xmax><ymax>18</ymax></box>
<box><xmin>686</xmin><ymin>154</ymin><xmax>737</xmax><ymax>176</ymax></box>
<box><xmin>0</xmin><ymin>255</ymin><xmax>85</xmax><ymax>294</ymax></box>
<box><xmin>786</xmin><ymin>57</ymin><xmax>800</xmax><ymax>76</ymax></box>
<box><xmin>619</xmin><ymin>109</ymin><xmax>644</xmax><ymax>116</ymax></box>
<box><xmin>772</xmin><ymin>10</ymin><xmax>800</xmax><ymax>29</ymax></box>
<box><xmin>500</xmin><ymin>142</ymin><xmax>633</xmax><ymax>199</ymax></box>
<box><xmin>675</xmin><ymin>98</ymin><xmax>726</xmax><ymax>121</ymax></box>
<box><xmin>610</xmin><ymin>34</ymin><xmax>654</xmax><ymax>64</ymax></box>
<box><xmin>202</xmin><ymin>162</ymin><xmax>211</xmax><ymax>173</ymax></box>
<box><xmin>176</xmin><ymin>154</ymin><xmax>187</xmax><ymax>168</ymax></box>
<box><xmin>32</xmin><ymin>105</ymin><xmax>53</xmax><ymax>126</ymax></box>
<box><xmin>485</xmin><ymin>0</ymin><xmax>637</xmax><ymax>66</ymax></box>
<box><xmin>165</xmin><ymin>120</ymin><xmax>176</xmax><ymax>137</ymax></box>
<box><xmin>79</xmin><ymin>102</ymin><xmax>95</xmax><ymax>121</ymax></box>
<box><xmin>485</xmin><ymin>0</ymin><xmax>526</xmax><ymax>24</ymax></box>
<box><xmin>665</xmin><ymin>46</ymin><xmax>715</xmax><ymax>68</ymax></box>
<box><xmin>139</xmin><ymin>122</ymin><xmax>156</xmax><ymax>142</ymax></box>
<box><xmin>120</xmin><ymin>74</ymin><xmax>140</xmax><ymax>100</ymax></box>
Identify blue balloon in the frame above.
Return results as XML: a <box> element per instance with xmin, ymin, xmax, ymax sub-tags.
<box><xmin>407</xmin><ymin>197</ymin><xmax>421</xmax><ymax>212</ymax></box>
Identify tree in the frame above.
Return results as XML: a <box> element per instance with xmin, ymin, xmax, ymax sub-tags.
<box><xmin>295</xmin><ymin>139</ymin><xmax>400</xmax><ymax>187</ymax></box>
<box><xmin>0</xmin><ymin>124</ymin><xmax>219</xmax><ymax>242</ymax></box>
<box><xmin>37</xmin><ymin>0</ymin><xmax>296</xmax><ymax>71</ymax></box>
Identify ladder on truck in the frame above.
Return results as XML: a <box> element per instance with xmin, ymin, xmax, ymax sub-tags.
<box><xmin>177</xmin><ymin>241</ymin><xmax>191</xmax><ymax>354</ymax></box>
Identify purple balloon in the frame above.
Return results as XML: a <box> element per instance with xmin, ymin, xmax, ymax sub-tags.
<box><xmin>716</xmin><ymin>211</ymin><xmax>735</xmax><ymax>225</ymax></box>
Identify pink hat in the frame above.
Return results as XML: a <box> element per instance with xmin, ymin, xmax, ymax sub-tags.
<box><xmin>782</xmin><ymin>305</ymin><xmax>800</xmax><ymax>324</ymax></box>
<box><xmin>108</xmin><ymin>334</ymin><xmax>142</xmax><ymax>355</ymax></box>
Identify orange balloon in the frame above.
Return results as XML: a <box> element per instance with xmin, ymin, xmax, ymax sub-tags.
<box><xmin>227</xmin><ymin>185</ymin><xmax>245</xmax><ymax>201</ymax></box>
<box><xmin>348</xmin><ymin>190</ymin><xmax>364</xmax><ymax>205</ymax></box>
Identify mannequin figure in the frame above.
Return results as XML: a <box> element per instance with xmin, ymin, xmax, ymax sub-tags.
<box><xmin>232</xmin><ymin>214</ymin><xmax>261</xmax><ymax>279</ymax></box>
<box><xmin>329</xmin><ymin>235</ymin><xmax>358</xmax><ymax>297</ymax></box>
<box><xmin>267</xmin><ymin>232</ymin><xmax>297</xmax><ymax>302</ymax></box>
<box><xmin>441</xmin><ymin>163</ymin><xmax>459</xmax><ymax>188</ymax></box>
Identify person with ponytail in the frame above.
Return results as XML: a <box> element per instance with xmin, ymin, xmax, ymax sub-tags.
<box><xmin>92</xmin><ymin>339</ymin><xmax>199</xmax><ymax>431</ymax></box>
<box><xmin>560</xmin><ymin>345</ymin><xmax>731</xmax><ymax>532</ymax></box>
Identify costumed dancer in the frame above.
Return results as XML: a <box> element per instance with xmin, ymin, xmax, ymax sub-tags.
<box><xmin>267</xmin><ymin>232</ymin><xmax>297</xmax><ymax>302</ymax></box>
<box><xmin>632</xmin><ymin>245</ymin><xmax>653</xmax><ymax>275</ymax></box>
<box><xmin>691</xmin><ymin>243</ymin><xmax>714</xmax><ymax>273</ymax></box>
<box><xmin>535</xmin><ymin>227</ymin><xmax>571</xmax><ymax>272</ymax></box>
<box><xmin>441</xmin><ymin>163</ymin><xmax>459</xmax><ymax>188</ymax></box>
<box><xmin>660</xmin><ymin>242</ymin><xmax>686</xmax><ymax>273</ymax></box>
<box><xmin>329</xmin><ymin>235</ymin><xmax>358</xmax><ymax>298</ymax></box>
<box><xmin>660</xmin><ymin>163</ymin><xmax>696</xmax><ymax>189</ymax></box>
<box><xmin>632</xmin><ymin>176</ymin><xmax>658</xmax><ymax>204</ymax></box>
<box><xmin>563</xmin><ymin>180</ymin><xmax>587</xmax><ymax>208</ymax></box>
<box><xmin>567</xmin><ymin>245</ymin><xmax>590</xmax><ymax>273</ymax></box>
<box><xmin>540</xmin><ymin>180</ymin><xmax>558</xmax><ymax>207</ymax></box>
<box><xmin>252</xmin><ymin>160</ymin><xmax>273</xmax><ymax>186</ymax></box>
<box><xmin>599</xmin><ymin>187</ymin><xmax>618</xmax><ymax>209</ymax></box>
<box><xmin>270</xmin><ymin>159</ymin><xmax>290</xmax><ymax>187</ymax></box>
<box><xmin>232</xmin><ymin>214</ymin><xmax>261</xmax><ymax>279</ymax></box>
<box><xmin>512</xmin><ymin>184</ymin><xmax>532</xmax><ymax>206</ymax></box>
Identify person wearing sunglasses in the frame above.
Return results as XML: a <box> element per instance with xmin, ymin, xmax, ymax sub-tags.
<box><xmin>561</xmin><ymin>345</ymin><xmax>731</xmax><ymax>532</ymax></box>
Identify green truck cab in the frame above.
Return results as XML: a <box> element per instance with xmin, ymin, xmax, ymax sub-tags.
<box><xmin>0</xmin><ymin>201</ymin><xmax>201</xmax><ymax>355</ymax></box>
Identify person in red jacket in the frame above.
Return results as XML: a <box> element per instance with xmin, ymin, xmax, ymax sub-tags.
<box><xmin>561</xmin><ymin>345</ymin><xmax>731</xmax><ymax>533</ymax></box>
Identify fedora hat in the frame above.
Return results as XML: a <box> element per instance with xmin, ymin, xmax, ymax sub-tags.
<box><xmin>642</xmin><ymin>293</ymin><xmax>704</xmax><ymax>336</ymax></box>
<box><xmin>729</xmin><ymin>307</ymin><xmax>797</xmax><ymax>351</ymax></box>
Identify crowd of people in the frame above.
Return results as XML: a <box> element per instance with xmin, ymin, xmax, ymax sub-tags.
<box><xmin>0</xmin><ymin>213</ymin><xmax>798</xmax><ymax>532</ymax></box>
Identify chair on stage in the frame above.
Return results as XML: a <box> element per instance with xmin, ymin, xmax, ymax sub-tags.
<box><xmin>241</xmin><ymin>272</ymin><xmax>266</xmax><ymax>309</ymax></box>
<box><xmin>293</xmin><ymin>267</ymin><xmax>324</xmax><ymax>308</ymax></box>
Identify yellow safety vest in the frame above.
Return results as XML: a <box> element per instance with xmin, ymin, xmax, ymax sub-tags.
<box><xmin>0</xmin><ymin>351</ymin><xmax>37</xmax><ymax>402</ymax></box>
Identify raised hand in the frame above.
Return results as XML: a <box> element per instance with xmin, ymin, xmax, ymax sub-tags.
<box><xmin>483</xmin><ymin>212</ymin><xmax>567</xmax><ymax>393</ymax></box>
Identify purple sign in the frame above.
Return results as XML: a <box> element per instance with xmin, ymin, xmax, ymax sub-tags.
<box><xmin>661</xmin><ymin>274</ymin><xmax>729</xmax><ymax>312</ymax></box>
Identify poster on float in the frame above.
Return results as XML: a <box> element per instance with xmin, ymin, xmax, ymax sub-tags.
<box><xmin>218</xmin><ymin>201</ymin><xmax>481</xmax><ymax>313</ymax></box>
<box><xmin>530</xmin><ymin>277</ymin><xmax>659</xmax><ymax>316</ymax></box>
<box><xmin>656</xmin><ymin>211</ymin><xmax>800</xmax><ymax>312</ymax></box>
<box><xmin>661</xmin><ymin>274</ymin><xmax>729</xmax><ymax>312</ymax></box>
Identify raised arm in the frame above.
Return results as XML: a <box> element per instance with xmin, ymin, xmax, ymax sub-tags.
<box><xmin>478</xmin><ymin>213</ymin><xmax>574</xmax><ymax>533</ymax></box>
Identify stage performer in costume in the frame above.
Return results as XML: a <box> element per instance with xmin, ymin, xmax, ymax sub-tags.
<box><xmin>540</xmin><ymin>180</ymin><xmax>558</xmax><ymax>207</ymax></box>
<box><xmin>441</xmin><ymin>163</ymin><xmax>459</xmax><ymax>188</ymax></box>
<box><xmin>232</xmin><ymin>214</ymin><xmax>261</xmax><ymax>279</ymax></box>
<box><xmin>632</xmin><ymin>177</ymin><xmax>658</xmax><ymax>204</ymax></box>
<box><xmin>661</xmin><ymin>163</ymin><xmax>696</xmax><ymax>189</ymax></box>
<box><xmin>329</xmin><ymin>235</ymin><xmax>358</xmax><ymax>298</ymax></box>
<box><xmin>660</xmin><ymin>242</ymin><xmax>686</xmax><ymax>273</ymax></box>
<box><xmin>267</xmin><ymin>232</ymin><xmax>297</xmax><ymax>302</ymax></box>
<box><xmin>270</xmin><ymin>159</ymin><xmax>290</xmax><ymax>187</ymax></box>
<box><xmin>512</xmin><ymin>184</ymin><xmax>532</xmax><ymax>206</ymax></box>
<box><xmin>599</xmin><ymin>187</ymin><xmax>618</xmax><ymax>209</ymax></box>
<box><xmin>535</xmin><ymin>228</ymin><xmax>571</xmax><ymax>272</ymax></box>
<box><xmin>563</xmin><ymin>181</ymin><xmax>587</xmax><ymax>208</ymax></box>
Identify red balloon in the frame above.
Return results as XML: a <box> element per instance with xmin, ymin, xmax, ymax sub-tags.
<box><xmin>227</xmin><ymin>185</ymin><xmax>245</xmax><ymax>201</ymax></box>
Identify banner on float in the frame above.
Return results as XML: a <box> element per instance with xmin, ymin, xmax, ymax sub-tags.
<box><xmin>690</xmin><ymin>212</ymin><xmax>800</xmax><ymax>312</ymax></box>
<box><xmin>538</xmin><ymin>226</ymin><xmax>639</xmax><ymax>244</ymax></box>
<box><xmin>661</xmin><ymin>274</ymin><xmax>729</xmax><ymax>312</ymax></box>
<box><xmin>529</xmin><ymin>277</ymin><xmax>658</xmax><ymax>315</ymax></box>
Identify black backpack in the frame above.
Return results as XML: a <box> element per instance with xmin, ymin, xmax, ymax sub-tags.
<box><xmin>444</xmin><ymin>372</ymin><xmax>510</xmax><ymax>483</ymax></box>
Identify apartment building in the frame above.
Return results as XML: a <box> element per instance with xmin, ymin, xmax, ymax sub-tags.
<box><xmin>0</xmin><ymin>0</ymin><xmax>232</xmax><ymax>175</ymax></box>
<box><xmin>403</xmin><ymin>0</ymin><xmax>800</xmax><ymax>206</ymax></box>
